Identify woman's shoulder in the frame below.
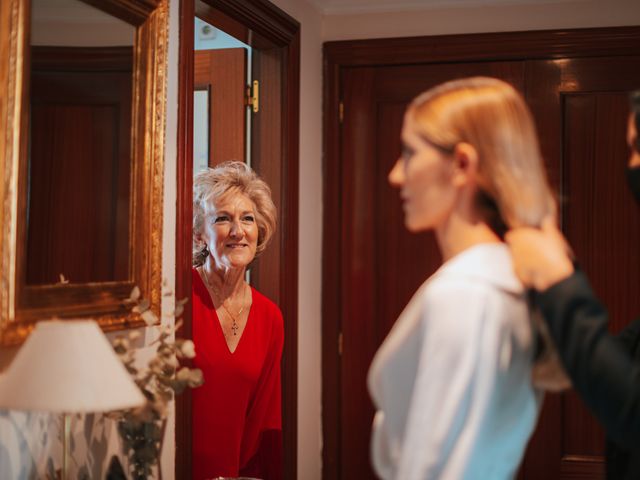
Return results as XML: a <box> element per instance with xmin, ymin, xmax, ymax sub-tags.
<box><xmin>423</xmin><ymin>272</ymin><xmax>493</xmax><ymax>306</ymax></box>
<box><xmin>251</xmin><ymin>287</ymin><xmax>284</xmax><ymax>321</ymax></box>
<box><xmin>429</xmin><ymin>243</ymin><xmax>524</xmax><ymax>297</ymax></box>
<box><xmin>422</xmin><ymin>270</ymin><xmax>528</xmax><ymax>334</ymax></box>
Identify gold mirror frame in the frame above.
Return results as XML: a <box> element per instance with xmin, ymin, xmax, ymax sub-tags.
<box><xmin>0</xmin><ymin>0</ymin><xmax>168</xmax><ymax>346</ymax></box>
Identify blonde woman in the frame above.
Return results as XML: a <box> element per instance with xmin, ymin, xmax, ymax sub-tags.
<box><xmin>368</xmin><ymin>77</ymin><xmax>564</xmax><ymax>480</ymax></box>
<box><xmin>191</xmin><ymin>161</ymin><xmax>282</xmax><ymax>480</ymax></box>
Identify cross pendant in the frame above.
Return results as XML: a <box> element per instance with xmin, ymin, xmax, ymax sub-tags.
<box><xmin>231</xmin><ymin>320</ymin><xmax>239</xmax><ymax>336</ymax></box>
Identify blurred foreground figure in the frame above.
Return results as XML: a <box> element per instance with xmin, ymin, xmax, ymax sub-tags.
<box><xmin>369</xmin><ymin>77</ymin><xmax>566</xmax><ymax>480</ymax></box>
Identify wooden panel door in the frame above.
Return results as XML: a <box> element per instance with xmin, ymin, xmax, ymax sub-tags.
<box><xmin>194</xmin><ymin>47</ymin><xmax>247</xmax><ymax>167</ymax></box>
<box><xmin>521</xmin><ymin>56</ymin><xmax>640</xmax><ymax>479</ymax></box>
<box><xmin>28</xmin><ymin>47</ymin><xmax>132</xmax><ymax>285</ymax></box>
<box><xmin>324</xmin><ymin>31</ymin><xmax>640</xmax><ymax>480</ymax></box>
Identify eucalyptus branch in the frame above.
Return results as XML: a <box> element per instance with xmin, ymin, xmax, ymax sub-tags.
<box><xmin>109</xmin><ymin>286</ymin><xmax>204</xmax><ymax>480</ymax></box>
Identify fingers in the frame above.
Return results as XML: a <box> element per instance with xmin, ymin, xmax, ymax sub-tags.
<box><xmin>540</xmin><ymin>215</ymin><xmax>574</xmax><ymax>259</ymax></box>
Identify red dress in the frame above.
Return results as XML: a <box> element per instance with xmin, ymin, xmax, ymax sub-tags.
<box><xmin>192</xmin><ymin>269</ymin><xmax>284</xmax><ymax>480</ymax></box>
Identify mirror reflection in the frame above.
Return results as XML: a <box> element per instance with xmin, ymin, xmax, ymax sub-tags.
<box><xmin>191</xmin><ymin>20</ymin><xmax>284</xmax><ymax>480</ymax></box>
<box><xmin>27</xmin><ymin>0</ymin><xmax>134</xmax><ymax>285</ymax></box>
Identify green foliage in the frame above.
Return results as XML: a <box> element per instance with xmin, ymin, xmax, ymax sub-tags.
<box><xmin>109</xmin><ymin>287</ymin><xmax>204</xmax><ymax>480</ymax></box>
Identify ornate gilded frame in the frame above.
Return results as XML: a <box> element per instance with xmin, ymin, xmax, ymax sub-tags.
<box><xmin>0</xmin><ymin>0</ymin><xmax>168</xmax><ymax>346</ymax></box>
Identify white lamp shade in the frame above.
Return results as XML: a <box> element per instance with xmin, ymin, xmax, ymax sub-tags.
<box><xmin>0</xmin><ymin>320</ymin><xmax>145</xmax><ymax>413</ymax></box>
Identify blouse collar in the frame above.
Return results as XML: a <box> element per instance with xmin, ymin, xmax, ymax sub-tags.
<box><xmin>431</xmin><ymin>242</ymin><xmax>524</xmax><ymax>295</ymax></box>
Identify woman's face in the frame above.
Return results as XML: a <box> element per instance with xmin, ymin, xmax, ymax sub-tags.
<box><xmin>388</xmin><ymin>112</ymin><xmax>457</xmax><ymax>232</ymax></box>
<box><xmin>200</xmin><ymin>192</ymin><xmax>259</xmax><ymax>271</ymax></box>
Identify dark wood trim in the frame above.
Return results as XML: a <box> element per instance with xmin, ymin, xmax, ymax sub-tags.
<box><xmin>321</xmin><ymin>55</ymin><xmax>342</xmax><ymax>480</ymax></box>
<box><xmin>201</xmin><ymin>0</ymin><xmax>298</xmax><ymax>46</ymax></box>
<box><xmin>31</xmin><ymin>46</ymin><xmax>133</xmax><ymax>71</ymax></box>
<box><xmin>281</xmin><ymin>27</ymin><xmax>300</xmax><ymax>480</ymax></box>
<box><xmin>322</xmin><ymin>25</ymin><xmax>640</xmax><ymax>480</ymax></box>
<box><xmin>195</xmin><ymin>0</ymin><xmax>250</xmax><ymax>47</ymax></box>
<box><xmin>177</xmin><ymin>1</ymin><xmax>299</xmax><ymax>479</ymax></box>
<box><xmin>324</xmin><ymin>26</ymin><xmax>640</xmax><ymax>67</ymax></box>
<box><xmin>175</xmin><ymin>0</ymin><xmax>194</xmax><ymax>478</ymax></box>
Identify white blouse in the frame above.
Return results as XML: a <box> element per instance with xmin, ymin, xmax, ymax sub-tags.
<box><xmin>368</xmin><ymin>243</ymin><xmax>541</xmax><ymax>480</ymax></box>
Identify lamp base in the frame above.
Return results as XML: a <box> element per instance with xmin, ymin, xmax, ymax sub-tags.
<box><xmin>62</xmin><ymin>412</ymin><xmax>70</xmax><ymax>480</ymax></box>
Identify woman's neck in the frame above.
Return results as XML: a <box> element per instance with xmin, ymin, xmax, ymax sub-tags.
<box><xmin>200</xmin><ymin>260</ymin><xmax>246</xmax><ymax>301</ymax></box>
<box><xmin>435</xmin><ymin>196</ymin><xmax>502</xmax><ymax>262</ymax></box>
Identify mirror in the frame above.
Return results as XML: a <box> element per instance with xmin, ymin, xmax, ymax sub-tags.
<box><xmin>28</xmin><ymin>0</ymin><xmax>134</xmax><ymax>285</ymax></box>
<box><xmin>0</xmin><ymin>0</ymin><xmax>169</xmax><ymax>346</ymax></box>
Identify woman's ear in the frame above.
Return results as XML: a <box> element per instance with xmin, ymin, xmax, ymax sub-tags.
<box><xmin>451</xmin><ymin>142</ymin><xmax>479</xmax><ymax>187</ymax></box>
<box><xmin>194</xmin><ymin>232</ymin><xmax>205</xmax><ymax>249</ymax></box>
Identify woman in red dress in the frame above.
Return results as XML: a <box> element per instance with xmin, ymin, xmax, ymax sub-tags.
<box><xmin>191</xmin><ymin>161</ymin><xmax>283</xmax><ymax>480</ymax></box>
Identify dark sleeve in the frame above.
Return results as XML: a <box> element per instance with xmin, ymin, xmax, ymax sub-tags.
<box><xmin>614</xmin><ymin>318</ymin><xmax>640</xmax><ymax>352</ymax></box>
<box><xmin>536</xmin><ymin>270</ymin><xmax>640</xmax><ymax>446</ymax></box>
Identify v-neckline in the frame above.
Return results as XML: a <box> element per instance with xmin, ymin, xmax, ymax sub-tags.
<box><xmin>196</xmin><ymin>270</ymin><xmax>253</xmax><ymax>354</ymax></box>
<box><xmin>217</xmin><ymin>290</ymin><xmax>253</xmax><ymax>354</ymax></box>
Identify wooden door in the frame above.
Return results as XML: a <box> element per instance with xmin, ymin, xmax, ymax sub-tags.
<box><xmin>194</xmin><ymin>47</ymin><xmax>247</xmax><ymax>167</ymax></box>
<box><xmin>520</xmin><ymin>56</ymin><xmax>640</xmax><ymax>479</ymax></box>
<box><xmin>28</xmin><ymin>47</ymin><xmax>132</xmax><ymax>285</ymax></box>
<box><xmin>323</xmin><ymin>28</ymin><xmax>640</xmax><ymax>480</ymax></box>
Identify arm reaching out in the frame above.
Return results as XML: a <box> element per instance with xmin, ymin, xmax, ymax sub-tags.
<box><xmin>505</xmin><ymin>216</ymin><xmax>574</xmax><ymax>291</ymax></box>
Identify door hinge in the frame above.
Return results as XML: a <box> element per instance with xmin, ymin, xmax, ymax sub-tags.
<box><xmin>246</xmin><ymin>80</ymin><xmax>259</xmax><ymax>113</ymax></box>
<box><xmin>339</xmin><ymin>101</ymin><xmax>344</xmax><ymax>123</ymax></box>
<box><xmin>338</xmin><ymin>332</ymin><xmax>343</xmax><ymax>356</ymax></box>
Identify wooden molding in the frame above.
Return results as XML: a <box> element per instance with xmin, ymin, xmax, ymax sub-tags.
<box><xmin>175</xmin><ymin>0</ymin><xmax>195</xmax><ymax>477</ymax></box>
<box><xmin>201</xmin><ymin>0</ymin><xmax>298</xmax><ymax>45</ymax></box>
<box><xmin>324</xmin><ymin>26</ymin><xmax>640</xmax><ymax>67</ymax></box>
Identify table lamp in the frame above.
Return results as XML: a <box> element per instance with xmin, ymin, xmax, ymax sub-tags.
<box><xmin>0</xmin><ymin>320</ymin><xmax>145</xmax><ymax>479</ymax></box>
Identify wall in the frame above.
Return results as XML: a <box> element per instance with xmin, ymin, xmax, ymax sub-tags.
<box><xmin>322</xmin><ymin>0</ymin><xmax>640</xmax><ymax>40</ymax></box>
<box><xmin>266</xmin><ymin>1</ymin><xmax>324</xmax><ymax>480</ymax></box>
<box><xmin>31</xmin><ymin>0</ymin><xmax>134</xmax><ymax>46</ymax></box>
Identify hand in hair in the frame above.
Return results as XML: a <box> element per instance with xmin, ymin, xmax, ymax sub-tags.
<box><xmin>505</xmin><ymin>216</ymin><xmax>574</xmax><ymax>291</ymax></box>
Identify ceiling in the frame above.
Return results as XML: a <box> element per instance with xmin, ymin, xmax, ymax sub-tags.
<box><xmin>309</xmin><ymin>0</ymin><xmax>581</xmax><ymax>15</ymax></box>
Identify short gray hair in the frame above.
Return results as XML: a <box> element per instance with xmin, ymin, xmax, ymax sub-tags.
<box><xmin>193</xmin><ymin>161</ymin><xmax>277</xmax><ymax>266</ymax></box>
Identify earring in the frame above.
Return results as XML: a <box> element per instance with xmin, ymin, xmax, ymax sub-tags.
<box><xmin>194</xmin><ymin>244</ymin><xmax>209</xmax><ymax>265</ymax></box>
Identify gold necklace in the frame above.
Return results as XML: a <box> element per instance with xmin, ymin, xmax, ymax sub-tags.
<box><xmin>200</xmin><ymin>267</ymin><xmax>248</xmax><ymax>336</ymax></box>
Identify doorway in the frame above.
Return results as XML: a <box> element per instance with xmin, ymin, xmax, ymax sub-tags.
<box><xmin>177</xmin><ymin>1</ymin><xmax>300</xmax><ymax>479</ymax></box>
<box><xmin>193</xmin><ymin>19</ymin><xmax>251</xmax><ymax>170</ymax></box>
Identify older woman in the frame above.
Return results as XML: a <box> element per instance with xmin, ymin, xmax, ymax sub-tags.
<box><xmin>368</xmin><ymin>77</ymin><xmax>565</xmax><ymax>479</ymax></box>
<box><xmin>191</xmin><ymin>161</ymin><xmax>282</xmax><ymax>480</ymax></box>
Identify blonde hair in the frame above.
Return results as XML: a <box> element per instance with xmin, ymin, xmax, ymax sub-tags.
<box><xmin>193</xmin><ymin>161</ymin><xmax>277</xmax><ymax>266</ymax></box>
<box><xmin>412</xmin><ymin>78</ymin><xmax>569</xmax><ymax>384</ymax></box>
<box><xmin>409</xmin><ymin>77</ymin><xmax>556</xmax><ymax>231</ymax></box>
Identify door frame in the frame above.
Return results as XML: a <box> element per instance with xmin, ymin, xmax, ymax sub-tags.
<box><xmin>177</xmin><ymin>1</ymin><xmax>300</xmax><ymax>479</ymax></box>
<box><xmin>322</xmin><ymin>26</ymin><xmax>640</xmax><ymax>480</ymax></box>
